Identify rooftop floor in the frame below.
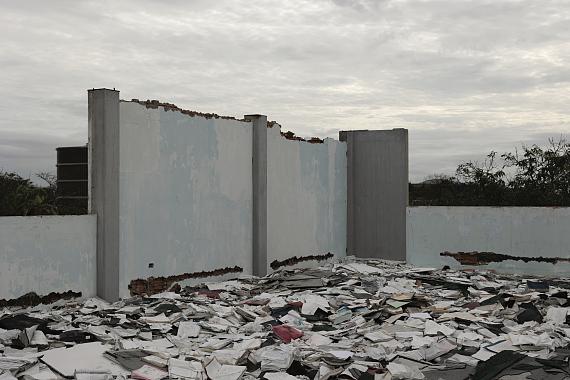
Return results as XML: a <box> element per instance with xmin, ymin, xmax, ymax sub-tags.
<box><xmin>1</xmin><ymin>259</ymin><xmax>570</xmax><ymax>379</ymax></box>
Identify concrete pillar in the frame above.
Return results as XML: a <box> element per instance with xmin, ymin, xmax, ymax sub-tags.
<box><xmin>339</xmin><ymin>129</ymin><xmax>408</xmax><ymax>261</ymax></box>
<box><xmin>245</xmin><ymin>114</ymin><xmax>268</xmax><ymax>277</ymax></box>
<box><xmin>88</xmin><ymin>89</ymin><xmax>120</xmax><ymax>301</ymax></box>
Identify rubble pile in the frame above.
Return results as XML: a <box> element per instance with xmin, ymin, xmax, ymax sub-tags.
<box><xmin>2</xmin><ymin>259</ymin><xmax>570</xmax><ymax>379</ymax></box>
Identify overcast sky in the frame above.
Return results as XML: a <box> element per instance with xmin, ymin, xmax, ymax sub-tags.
<box><xmin>1</xmin><ymin>0</ymin><xmax>569</xmax><ymax>182</ymax></box>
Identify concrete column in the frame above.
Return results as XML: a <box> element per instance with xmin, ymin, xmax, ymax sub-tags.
<box><xmin>245</xmin><ymin>114</ymin><xmax>268</xmax><ymax>277</ymax></box>
<box><xmin>339</xmin><ymin>129</ymin><xmax>408</xmax><ymax>261</ymax></box>
<box><xmin>88</xmin><ymin>89</ymin><xmax>120</xmax><ymax>301</ymax></box>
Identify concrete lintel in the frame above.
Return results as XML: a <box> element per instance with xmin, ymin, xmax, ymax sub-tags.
<box><xmin>88</xmin><ymin>88</ymin><xmax>120</xmax><ymax>302</ymax></box>
<box><xmin>245</xmin><ymin>114</ymin><xmax>268</xmax><ymax>277</ymax></box>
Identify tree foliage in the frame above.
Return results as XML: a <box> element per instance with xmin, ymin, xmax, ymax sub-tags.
<box><xmin>410</xmin><ymin>138</ymin><xmax>570</xmax><ymax>206</ymax></box>
<box><xmin>0</xmin><ymin>171</ymin><xmax>57</xmax><ymax>216</ymax></box>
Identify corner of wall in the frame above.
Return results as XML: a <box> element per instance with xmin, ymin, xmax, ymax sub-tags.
<box><xmin>88</xmin><ymin>88</ymin><xmax>121</xmax><ymax>302</ymax></box>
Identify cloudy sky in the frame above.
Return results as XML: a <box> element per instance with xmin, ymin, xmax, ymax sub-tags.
<box><xmin>1</xmin><ymin>0</ymin><xmax>569</xmax><ymax>182</ymax></box>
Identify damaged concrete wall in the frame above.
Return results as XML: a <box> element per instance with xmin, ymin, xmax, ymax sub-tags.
<box><xmin>118</xmin><ymin>102</ymin><xmax>253</xmax><ymax>298</ymax></box>
<box><xmin>407</xmin><ymin>206</ymin><xmax>570</xmax><ymax>276</ymax></box>
<box><xmin>267</xmin><ymin>124</ymin><xmax>347</xmax><ymax>271</ymax></box>
<box><xmin>0</xmin><ymin>215</ymin><xmax>96</xmax><ymax>300</ymax></box>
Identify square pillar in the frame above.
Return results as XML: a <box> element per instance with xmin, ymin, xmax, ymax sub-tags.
<box><xmin>340</xmin><ymin>129</ymin><xmax>408</xmax><ymax>261</ymax></box>
<box><xmin>245</xmin><ymin>114</ymin><xmax>268</xmax><ymax>277</ymax></box>
<box><xmin>88</xmin><ymin>89</ymin><xmax>120</xmax><ymax>301</ymax></box>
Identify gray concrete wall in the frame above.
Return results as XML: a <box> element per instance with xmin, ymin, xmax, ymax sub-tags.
<box><xmin>267</xmin><ymin>125</ymin><xmax>347</xmax><ymax>271</ymax></box>
<box><xmin>117</xmin><ymin>102</ymin><xmax>253</xmax><ymax>298</ymax></box>
<box><xmin>246</xmin><ymin>114</ymin><xmax>268</xmax><ymax>277</ymax></box>
<box><xmin>86</xmin><ymin>91</ymin><xmax>409</xmax><ymax>299</ymax></box>
<box><xmin>88</xmin><ymin>89</ymin><xmax>120</xmax><ymax>301</ymax></box>
<box><xmin>340</xmin><ymin>129</ymin><xmax>408</xmax><ymax>261</ymax></box>
<box><xmin>407</xmin><ymin>206</ymin><xmax>570</xmax><ymax>276</ymax></box>
<box><xmin>0</xmin><ymin>215</ymin><xmax>97</xmax><ymax>300</ymax></box>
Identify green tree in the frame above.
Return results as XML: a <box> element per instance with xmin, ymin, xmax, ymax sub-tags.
<box><xmin>502</xmin><ymin>139</ymin><xmax>570</xmax><ymax>206</ymax></box>
<box><xmin>411</xmin><ymin>138</ymin><xmax>570</xmax><ymax>206</ymax></box>
<box><xmin>456</xmin><ymin>151</ymin><xmax>508</xmax><ymax>205</ymax></box>
<box><xmin>0</xmin><ymin>171</ymin><xmax>57</xmax><ymax>216</ymax></box>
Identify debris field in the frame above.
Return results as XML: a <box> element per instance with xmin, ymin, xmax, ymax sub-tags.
<box><xmin>2</xmin><ymin>258</ymin><xmax>570</xmax><ymax>379</ymax></box>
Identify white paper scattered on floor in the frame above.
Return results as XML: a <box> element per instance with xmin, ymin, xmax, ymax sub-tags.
<box><xmin>40</xmin><ymin>342</ymin><xmax>128</xmax><ymax>378</ymax></box>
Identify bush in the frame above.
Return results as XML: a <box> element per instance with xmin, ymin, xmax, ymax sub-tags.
<box><xmin>410</xmin><ymin>138</ymin><xmax>570</xmax><ymax>206</ymax></box>
<box><xmin>0</xmin><ymin>171</ymin><xmax>57</xmax><ymax>216</ymax></box>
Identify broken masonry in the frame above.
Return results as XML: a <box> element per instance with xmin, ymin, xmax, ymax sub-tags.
<box><xmin>441</xmin><ymin>250</ymin><xmax>570</xmax><ymax>266</ymax></box>
<box><xmin>2</xmin><ymin>259</ymin><xmax>570</xmax><ymax>379</ymax></box>
<box><xmin>128</xmin><ymin>265</ymin><xmax>243</xmax><ymax>296</ymax></box>
<box><xmin>270</xmin><ymin>252</ymin><xmax>334</xmax><ymax>270</ymax></box>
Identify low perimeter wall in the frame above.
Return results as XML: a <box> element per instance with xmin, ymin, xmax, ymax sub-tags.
<box><xmin>0</xmin><ymin>215</ymin><xmax>97</xmax><ymax>300</ymax></box>
<box><xmin>407</xmin><ymin>206</ymin><xmax>570</xmax><ymax>277</ymax></box>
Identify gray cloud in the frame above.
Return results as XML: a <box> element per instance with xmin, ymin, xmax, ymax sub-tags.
<box><xmin>1</xmin><ymin>0</ymin><xmax>569</xmax><ymax>182</ymax></box>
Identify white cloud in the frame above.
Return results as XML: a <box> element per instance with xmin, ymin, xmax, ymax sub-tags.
<box><xmin>0</xmin><ymin>0</ymin><xmax>569</xmax><ymax>181</ymax></box>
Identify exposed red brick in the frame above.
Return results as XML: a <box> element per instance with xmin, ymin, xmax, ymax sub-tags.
<box><xmin>441</xmin><ymin>251</ymin><xmax>570</xmax><ymax>266</ymax></box>
<box><xmin>270</xmin><ymin>252</ymin><xmax>334</xmax><ymax>270</ymax></box>
<box><xmin>0</xmin><ymin>290</ymin><xmax>81</xmax><ymax>308</ymax></box>
<box><xmin>126</xmin><ymin>99</ymin><xmax>244</xmax><ymax>121</ymax></box>
<box><xmin>128</xmin><ymin>266</ymin><xmax>243</xmax><ymax>296</ymax></box>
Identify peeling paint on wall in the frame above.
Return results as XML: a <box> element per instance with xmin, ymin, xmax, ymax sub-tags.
<box><xmin>128</xmin><ymin>266</ymin><xmax>243</xmax><ymax>296</ymax></box>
